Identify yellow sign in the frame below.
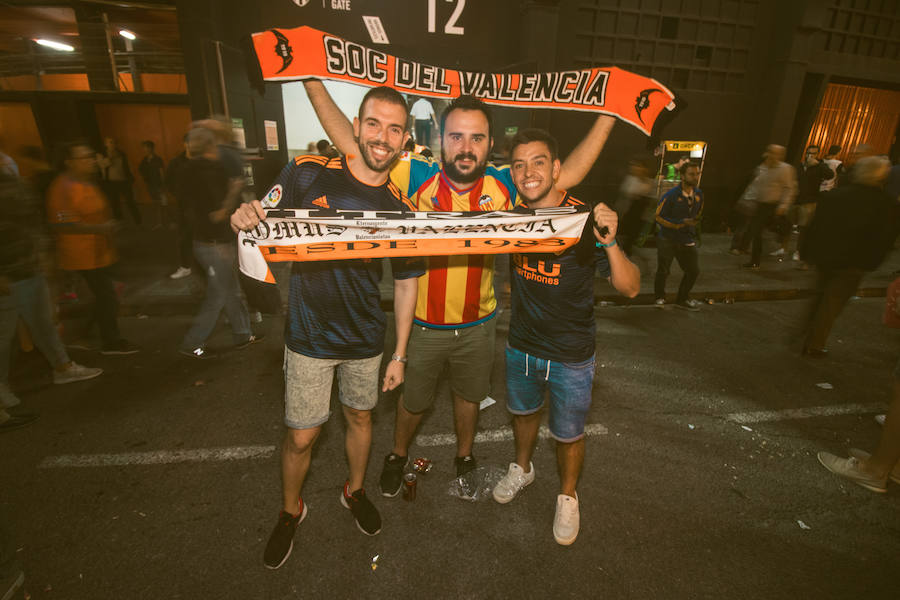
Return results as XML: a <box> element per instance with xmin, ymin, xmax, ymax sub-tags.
<box><xmin>664</xmin><ymin>141</ymin><xmax>706</xmax><ymax>151</ymax></box>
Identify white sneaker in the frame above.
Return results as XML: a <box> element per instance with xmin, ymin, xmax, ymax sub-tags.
<box><xmin>169</xmin><ymin>267</ymin><xmax>192</xmax><ymax>280</ymax></box>
<box><xmin>0</xmin><ymin>383</ymin><xmax>21</xmax><ymax>409</ymax></box>
<box><xmin>553</xmin><ymin>493</ymin><xmax>580</xmax><ymax>546</ymax></box>
<box><xmin>492</xmin><ymin>462</ymin><xmax>535</xmax><ymax>504</ymax></box>
<box><xmin>654</xmin><ymin>298</ymin><xmax>666</xmax><ymax>308</ymax></box>
<box><xmin>53</xmin><ymin>363</ymin><xmax>103</xmax><ymax>385</ymax></box>
<box><xmin>791</xmin><ymin>251</ymin><xmax>800</xmax><ymax>261</ymax></box>
<box><xmin>874</xmin><ymin>414</ymin><xmax>886</xmax><ymax>426</ymax></box>
<box><xmin>769</xmin><ymin>248</ymin><xmax>785</xmax><ymax>257</ymax></box>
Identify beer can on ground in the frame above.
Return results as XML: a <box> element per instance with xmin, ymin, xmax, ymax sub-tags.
<box><xmin>403</xmin><ymin>472</ymin><xmax>417</xmax><ymax>501</ymax></box>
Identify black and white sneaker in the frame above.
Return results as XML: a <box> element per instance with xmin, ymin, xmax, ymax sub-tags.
<box><xmin>178</xmin><ymin>346</ymin><xmax>214</xmax><ymax>359</ymax></box>
<box><xmin>340</xmin><ymin>485</ymin><xmax>382</xmax><ymax>536</ymax></box>
<box><xmin>263</xmin><ymin>503</ymin><xmax>308</xmax><ymax>570</ymax></box>
<box><xmin>379</xmin><ymin>453</ymin><xmax>408</xmax><ymax>497</ymax></box>
<box><xmin>455</xmin><ymin>454</ymin><xmax>477</xmax><ymax>477</ymax></box>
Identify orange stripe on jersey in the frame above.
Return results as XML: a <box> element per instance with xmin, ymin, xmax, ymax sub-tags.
<box><xmin>293</xmin><ymin>155</ymin><xmax>329</xmax><ymax>166</ymax></box>
<box><xmin>387</xmin><ymin>180</ymin><xmax>415</xmax><ymax>211</ymax></box>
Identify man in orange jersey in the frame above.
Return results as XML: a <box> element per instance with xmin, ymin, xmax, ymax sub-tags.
<box><xmin>303</xmin><ymin>81</ymin><xmax>615</xmax><ymax>495</ymax></box>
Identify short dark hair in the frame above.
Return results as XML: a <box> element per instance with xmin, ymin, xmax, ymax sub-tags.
<box><xmin>679</xmin><ymin>160</ymin><xmax>697</xmax><ymax>177</ymax></box>
<box><xmin>508</xmin><ymin>128</ymin><xmax>559</xmax><ymax>162</ymax></box>
<box><xmin>440</xmin><ymin>95</ymin><xmax>493</xmax><ymax>140</ymax></box>
<box><xmin>805</xmin><ymin>144</ymin><xmax>819</xmax><ymax>153</ymax></box>
<box><xmin>827</xmin><ymin>144</ymin><xmax>841</xmax><ymax>156</ymax></box>
<box><xmin>142</xmin><ymin>140</ymin><xmax>155</xmax><ymax>150</ymax></box>
<box><xmin>358</xmin><ymin>86</ymin><xmax>410</xmax><ymax>131</ymax></box>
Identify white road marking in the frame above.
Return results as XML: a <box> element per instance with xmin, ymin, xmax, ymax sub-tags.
<box><xmin>415</xmin><ymin>423</ymin><xmax>609</xmax><ymax>447</ymax></box>
<box><xmin>725</xmin><ymin>403</ymin><xmax>885</xmax><ymax>424</ymax></box>
<box><xmin>38</xmin><ymin>445</ymin><xmax>276</xmax><ymax>469</ymax></box>
<box><xmin>43</xmin><ymin>403</ymin><xmax>884</xmax><ymax>469</ymax></box>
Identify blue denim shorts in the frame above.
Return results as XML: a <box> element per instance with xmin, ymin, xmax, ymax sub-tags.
<box><xmin>505</xmin><ymin>345</ymin><xmax>595</xmax><ymax>442</ymax></box>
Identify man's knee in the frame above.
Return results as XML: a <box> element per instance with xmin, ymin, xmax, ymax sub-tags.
<box><xmin>343</xmin><ymin>406</ymin><xmax>372</xmax><ymax>429</ymax></box>
<box><xmin>284</xmin><ymin>428</ymin><xmax>318</xmax><ymax>454</ymax></box>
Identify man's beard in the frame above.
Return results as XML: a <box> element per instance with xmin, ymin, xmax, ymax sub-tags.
<box><xmin>441</xmin><ymin>149</ymin><xmax>487</xmax><ymax>185</ymax></box>
<box><xmin>357</xmin><ymin>138</ymin><xmax>398</xmax><ymax>173</ymax></box>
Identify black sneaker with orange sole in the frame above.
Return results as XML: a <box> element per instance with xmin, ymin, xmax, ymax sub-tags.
<box><xmin>340</xmin><ymin>486</ymin><xmax>382</xmax><ymax>536</ymax></box>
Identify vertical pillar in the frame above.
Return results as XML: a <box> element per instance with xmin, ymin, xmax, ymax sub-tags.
<box><xmin>73</xmin><ymin>4</ymin><xmax>117</xmax><ymax>91</ymax></box>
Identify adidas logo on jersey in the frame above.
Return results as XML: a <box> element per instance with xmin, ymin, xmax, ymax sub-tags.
<box><xmin>312</xmin><ymin>195</ymin><xmax>329</xmax><ymax>209</ymax></box>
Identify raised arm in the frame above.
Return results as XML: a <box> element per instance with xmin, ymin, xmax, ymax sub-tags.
<box><xmin>593</xmin><ymin>202</ymin><xmax>640</xmax><ymax>297</ymax></box>
<box><xmin>556</xmin><ymin>115</ymin><xmax>616</xmax><ymax>190</ymax></box>
<box><xmin>303</xmin><ymin>79</ymin><xmax>356</xmax><ymax>156</ymax></box>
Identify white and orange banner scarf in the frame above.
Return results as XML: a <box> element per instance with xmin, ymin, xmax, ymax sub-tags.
<box><xmin>251</xmin><ymin>26</ymin><xmax>677</xmax><ymax>136</ymax></box>
<box><xmin>238</xmin><ymin>206</ymin><xmax>589</xmax><ymax>283</ymax></box>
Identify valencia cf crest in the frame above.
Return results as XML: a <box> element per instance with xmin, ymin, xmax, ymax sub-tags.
<box><xmin>635</xmin><ymin>88</ymin><xmax>665</xmax><ymax>124</ymax></box>
<box><xmin>271</xmin><ymin>29</ymin><xmax>293</xmax><ymax>73</ymax></box>
<box><xmin>478</xmin><ymin>194</ymin><xmax>493</xmax><ymax>207</ymax></box>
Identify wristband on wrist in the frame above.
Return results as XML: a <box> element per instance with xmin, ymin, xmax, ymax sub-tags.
<box><xmin>595</xmin><ymin>239</ymin><xmax>617</xmax><ymax>248</ymax></box>
<box><xmin>391</xmin><ymin>354</ymin><xmax>408</xmax><ymax>364</ymax></box>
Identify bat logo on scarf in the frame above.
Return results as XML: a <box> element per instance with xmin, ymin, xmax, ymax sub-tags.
<box><xmin>271</xmin><ymin>30</ymin><xmax>293</xmax><ymax>73</ymax></box>
<box><xmin>635</xmin><ymin>88</ymin><xmax>665</xmax><ymax>124</ymax></box>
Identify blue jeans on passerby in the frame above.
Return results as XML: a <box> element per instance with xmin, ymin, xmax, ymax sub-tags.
<box><xmin>505</xmin><ymin>345</ymin><xmax>595</xmax><ymax>443</ymax></box>
<box><xmin>180</xmin><ymin>241</ymin><xmax>251</xmax><ymax>351</ymax></box>
<box><xmin>9</xmin><ymin>274</ymin><xmax>70</xmax><ymax>369</ymax></box>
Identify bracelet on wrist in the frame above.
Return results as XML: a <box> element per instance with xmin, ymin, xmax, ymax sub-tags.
<box><xmin>391</xmin><ymin>354</ymin><xmax>408</xmax><ymax>364</ymax></box>
<box><xmin>595</xmin><ymin>239</ymin><xmax>617</xmax><ymax>248</ymax></box>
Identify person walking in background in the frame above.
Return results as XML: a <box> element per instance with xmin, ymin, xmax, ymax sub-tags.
<box><xmin>177</xmin><ymin>128</ymin><xmax>258</xmax><ymax>359</ymax></box>
<box><xmin>410</xmin><ymin>97</ymin><xmax>438</xmax><ymax>148</ymax></box>
<box><xmin>0</xmin><ymin>153</ymin><xmax>102</xmax><ymax>408</ymax></box>
<box><xmin>47</xmin><ymin>142</ymin><xmax>138</xmax><ymax>355</ymax></box>
<box><xmin>800</xmin><ymin>156</ymin><xmax>899</xmax><ymax>357</ymax></box>
<box><xmin>742</xmin><ymin>144</ymin><xmax>797</xmax><ymax>269</ymax></box>
<box><xmin>654</xmin><ymin>162</ymin><xmax>704</xmax><ymax>311</ymax></box>
<box><xmin>97</xmin><ymin>137</ymin><xmax>141</xmax><ymax>225</ymax></box>
<box><xmin>819</xmin><ymin>145</ymin><xmax>842</xmax><ymax>193</ymax></box>
<box><xmin>794</xmin><ymin>145</ymin><xmax>834</xmax><ymax>266</ymax></box>
<box><xmin>615</xmin><ymin>157</ymin><xmax>655</xmax><ymax>255</ymax></box>
<box><xmin>138</xmin><ymin>140</ymin><xmax>168</xmax><ymax>229</ymax></box>
<box><xmin>165</xmin><ymin>135</ymin><xmax>193</xmax><ymax>280</ymax></box>
<box><xmin>818</xmin><ymin>351</ymin><xmax>900</xmax><ymax>493</ymax></box>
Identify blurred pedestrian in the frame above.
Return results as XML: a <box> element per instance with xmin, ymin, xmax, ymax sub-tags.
<box><xmin>47</xmin><ymin>142</ymin><xmax>138</xmax><ymax>355</ymax></box>
<box><xmin>615</xmin><ymin>157</ymin><xmax>655</xmax><ymax>255</ymax></box>
<box><xmin>818</xmin><ymin>145</ymin><xmax>842</xmax><ymax>193</ymax></box>
<box><xmin>800</xmin><ymin>156</ymin><xmax>899</xmax><ymax>356</ymax></box>
<box><xmin>165</xmin><ymin>135</ymin><xmax>193</xmax><ymax>280</ymax></box>
<box><xmin>177</xmin><ymin>128</ymin><xmax>258</xmax><ymax>359</ymax></box>
<box><xmin>138</xmin><ymin>140</ymin><xmax>168</xmax><ymax>229</ymax></box>
<box><xmin>97</xmin><ymin>137</ymin><xmax>141</xmax><ymax>225</ymax></box>
<box><xmin>818</xmin><ymin>353</ymin><xmax>900</xmax><ymax>493</ymax></box>
<box><xmin>316</xmin><ymin>139</ymin><xmax>338</xmax><ymax>158</ymax></box>
<box><xmin>654</xmin><ymin>162</ymin><xmax>704</xmax><ymax>310</ymax></box>
<box><xmin>0</xmin><ymin>153</ymin><xmax>102</xmax><ymax>405</ymax></box>
<box><xmin>741</xmin><ymin>144</ymin><xmax>797</xmax><ymax>269</ymax></box>
<box><xmin>794</xmin><ymin>144</ymin><xmax>834</xmax><ymax>265</ymax></box>
<box><xmin>410</xmin><ymin>97</ymin><xmax>438</xmax><ymax>147</ymax></box>
<box><xmin>664</xmin><ymin>155</ymin><xmax>689</xmax><ymax>181</ymax></box>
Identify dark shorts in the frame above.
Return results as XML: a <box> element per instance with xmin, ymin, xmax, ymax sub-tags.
<box><xmin>403</xmin><ymin>317</ymin><xmax>496</xmax><ymax>412</ymax></box>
